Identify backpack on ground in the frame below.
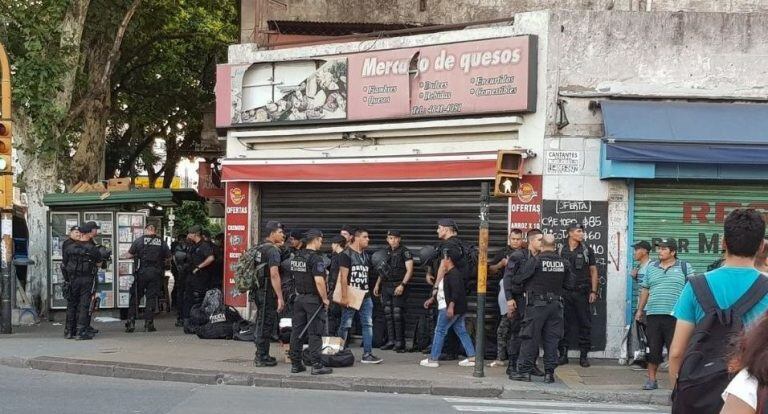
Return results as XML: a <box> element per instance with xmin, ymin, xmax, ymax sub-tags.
<box><xmin>409</xmin><ymin>313</ymin><xmax>432</xmax><ymax>352</ymax></box>
<box><xmin>195</xmin><ymin>320</ymin><xmax>234</xmax><ymax>339</ymax></box>
<box><xmin>233</xmin><ymin>320</ymin><xmax>256</xmax><ymax>341</ymax></box>
<box><xmin>672</xmin><ymin>274</ymin><xmax>768</xmax><ymax>414</ymax></box>
<box><xmin>302</xmin><ymin>348</ymin><xmax>355</xmax><ymax>368</ymax></box>
<box><xmin>233</xmin><ymin>244</ymin><xmax>270</xmax><ymax>293</ymax></box>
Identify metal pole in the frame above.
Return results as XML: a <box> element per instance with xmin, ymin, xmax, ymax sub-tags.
<box><xmin>1</xmin><ymin>211</ymin><xmax>12</xmax><ymax>334</ymax></box>
<box><xmin>473</xmin><ymin>182</ymin><xmax>490</xmax><ymax>377</ymax></box>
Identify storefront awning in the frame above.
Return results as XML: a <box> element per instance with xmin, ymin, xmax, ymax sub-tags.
<box><xmin>602</xmin><ymin>100</ymin><xmax>768</xmax><ymax>165</ymax></box>
<box><xmin>43</xmin><ymin>189</ymin><xmax>203</xmax><ymax>208</ymax></box>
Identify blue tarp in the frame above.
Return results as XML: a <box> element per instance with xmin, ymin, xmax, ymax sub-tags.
<box><xmin>602</xmin><ymin>101</ymin><xmax>768</xmax><ymax>164</ymax></box>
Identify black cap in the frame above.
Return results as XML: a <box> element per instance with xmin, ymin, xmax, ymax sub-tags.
<box><xmin>304</xmin><ymin>228</ymin><xmax>323</xmax><ymax>241</ymax></box>
<box><xmin>265</xmin><ymin>220</ymin><xmax>284</xmax><ymax>233</ymax></box>
<box><xmin>340</xmin><ymin>225</ymin><xmax>354</xmax><ymax>233</ymax></box>
<box><xmin>438</xmin><ymin>219</ymin><xmax>458</xmax><ymax>231</ymax></box>
<box><xmin>331</xmin><ymin>234</ymin><xmax>346</xmax><ymax>245</ymax></box>
<box><xmin>655</xmin><ymin>238</ymin><xmax>678</xmax><ymax>251</ymax></box>
<box><xmin>288</xmin><ymin>229</ymin><xmax>304</xmax><ymax>239</ymax></box>
<box><xmin>633</xmin><ymin>241</ymin><xmax>652</xmax><ymax>251</ymax></box>
<box><xmin>85</xmin><ymin>221</ymin><xmax>100</xmax><ymax>230</ymax></box>
<box><xmin>566</xmin><ymin>222</ymin><xmax>584</xmax><ymax>231</ymax></box>
<box><xmin>78</xmin><ymin>223</ymin><xmax>93</xmax><ymax>233</ymax></box>
<box><xmin>187</xmin><ymin>225</ymin><xmax>202</xmax><ymax>234</ymax></box>
<box><xmin>387</xmin><ymin>230</ymin><xmax>401</xmax><ymax>237</ymax></box>
<box><xmin>202</xmin><ymin>229</ymin><xmax>212</xmax><ymax>238</ymax></box>
<box><xmin>69</xmin><ymin>225</ymin><xmax>80</xmax><ymax>232</ymax></box>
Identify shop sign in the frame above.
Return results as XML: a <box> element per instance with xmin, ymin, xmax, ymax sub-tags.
<box><xmin>508</xmin><ymin>175</ymin><xmax>542</xmax><ymax>232</ymax></box>
<box><xmin>545</xmin><ymin>150</ymin><xmax>581</xmax><ymax>175</ymax></box>
<box><xmin>224</xmin><ymin>182</ymin><xmax>250</xmax><ymax>307</ymax></box>
<box><xmin>198</xmin><ymin>161</ymin><xmax>225</xmax><ymax>200</ymax></box>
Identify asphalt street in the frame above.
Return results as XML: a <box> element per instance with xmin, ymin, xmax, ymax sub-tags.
<box><xmin>0</xmin><ymin>365</ymin><xmax>670</xmax><ymax>414</ymax></box>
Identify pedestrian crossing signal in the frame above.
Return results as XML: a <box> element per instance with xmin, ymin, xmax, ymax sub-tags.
<box><xmin>494</xmin><ymin>174</ymin><xmax>520</xmax><ymax>197</ymax></box>
<box><xmin>494</xmin><ymin>150</ymin><xmax>525</xmax><ymax>197</ymax></box>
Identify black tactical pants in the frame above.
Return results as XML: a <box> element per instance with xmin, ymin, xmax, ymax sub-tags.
<box><xmin>127</xmin><ymin>267</ymin><xmax>163</xmax><ymax>322</ymax></box>
<box><xmin>518</xmin><ymin>299</ymin><xmax>564</xmax><ymax>374</ymax></box>
<box><xmin>560</xmin><ymin>290</ymin><xmax>592</xmax><ymax>353</ymax></box>
<box><xmin>66</xmin><ymin>277</ymin><xmax>94</xmax><ymax>334</ymax></box>
<box><xmin>507</xmin><ymin>293</ymin><xmax>525</xmax><ymax>365</ymax></box>
<box><xmin>289</xmin><ymin>295</ymin><xmax>325</xmax><ymax>366</ymax></box>
<box><xmin>382</xmin><ymin>285</ymin><xmax>408</xmax><ymax>347</ymax></box>
<box><xmin>253</xmin><ymin>287</ymin><xmax>278</xmax><ymax>359</ymax></box>
<box><xmin>183</xmin><ymin>285</ymin><xmax>206</xmax><ymax>320</ymax></box>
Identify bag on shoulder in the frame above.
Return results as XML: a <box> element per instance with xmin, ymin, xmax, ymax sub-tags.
<box><xmin>672</xmin><ymin>274</ymin><xmax>768</xmax><ymax>414</ymax></box>
<box><xmin>234</xmin><ymin>244</ymin><xmax>271</xmax><ymax>293</ymax></box>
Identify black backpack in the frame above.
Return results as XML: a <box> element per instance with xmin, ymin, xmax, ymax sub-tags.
<box><xmin>672</xmin><ymin>274</ymin><xmax>768</xmax><ymax>414</ymax></box>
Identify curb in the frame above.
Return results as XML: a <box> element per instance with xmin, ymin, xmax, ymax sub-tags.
<box><xmin>0</xmin><ymin>356</ymin><xmax>671</xmax><ymax>405</ymax></box>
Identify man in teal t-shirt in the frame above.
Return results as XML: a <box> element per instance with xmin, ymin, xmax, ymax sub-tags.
<box><xmin>669</xmin><ymin>209</ymin><xmax>768</xmax><ymax>390</ymax></box>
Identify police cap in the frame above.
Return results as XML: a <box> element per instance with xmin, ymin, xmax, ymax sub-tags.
<box><xmin>437</xmin><ymin>219</ymin><xmax>458</xmax><ymax>232</ymax></box>
<box><xmin>387</xmin><ymin>230</ymin><xmax>402</xmax><ymax>237</ymax></box>
<box><xmin>69</xmin><ymin>225</ymin><xmax>80</xmax><ymax>232</ymax></box>
<box><xmin>187</xmin><ymin>225</ymin><xmax>202</xmax><ymax>235</ymax></box>
<box><xmin>85</xmin><ymin>221</ymin><xmax>100</xmax><ymax>230</ymax></box>
<box><xmin>265</xmin><ymin>220</ymin><xmax>284</xmax><ymax>233</ymax></box>
<box><xmin>78</xmin><ymin>223</ymin><xmax>93</xmax><ymax>233</ymax></box>
<box><xmin>304</xmin><ymin>228</ymin><xmax>323</xmax><ymax>241</ymax></box>
<box><xmin>566</xmin><ymin>222</ymin><xmax>585</xmax><ymax>231</ymax></box>
<box><xmin>288</xmin><ymin>229</ymin><xmax>304</xmax><ymax>240</ymax></box>
<box><xmin>330</xmin><ymin>234</ymin><xmax>346</xmax><ymax>245</ymax></box>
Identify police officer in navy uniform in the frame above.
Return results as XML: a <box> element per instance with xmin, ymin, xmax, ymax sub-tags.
<box><xmin>253</xmin><ymin>220</ymin><xmax>287</xmax><ymax>367</ymax></box>
<box><xmin>288</xmin><ymin>229</ymin><xmax>332</xmax><ymax>375</ymax></box>
<box><xmin>122</xmin><ymin>224</ymin><xmax>170</xmax><ymax>333</ymax></box>
<box><xmin>502</xmin><ymin>229</ymin><xmax>546</xmax><ymax>377</ymax></box>
<box><xmin>558</xmin><ymin>222</ymin><xmax>599</xmax><ymax>368</ymax></box>
<box><xmin>373</xmin><ymin>230</ymin><xmax>414</xmax><ymax>353</ymax></box>
<box><xmin>61</xmin><ymin>225</ymin><xmax>81</xmax><ymax>338</ymax></box>
<box><xmin>509</xmin><ymin>234</ymin><xmax>576</xmax><ymax>383</ymax></box>
<box><xmin>183</xmin><ymin>226</ymin><xmax>215</xmax><ymax>323</ymax></box>
<box><xmin>63</xmin><ymin>223</ymin><xmax>103</xmax><ymax>340</ymax></box>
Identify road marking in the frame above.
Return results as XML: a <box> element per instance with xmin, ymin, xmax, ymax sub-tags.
<box><xmin>451</xmin><ymin>407</ymin><xmax>666</xmax><ymax>414</ymax></box>
<box><xmin>443</xmin><ymin>398</ymin><xmax>660</xmax><ymax>411</ymax></box>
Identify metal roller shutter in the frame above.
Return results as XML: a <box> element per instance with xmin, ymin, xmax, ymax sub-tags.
<box><xmin>259</xmin><ymin>181</ymin><xmax>509</xmax><ymax>346</ymax></box>
<box><xmin>631</xmin><ymin>180</ymin><xmax>768</xmax><ymax>312</ymax></box>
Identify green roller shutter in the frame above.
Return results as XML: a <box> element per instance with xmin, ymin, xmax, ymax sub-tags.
<box><xmin>631</xmin><ymin>181</ymin><xmax>768</xmax><ymax>313</ymax></box>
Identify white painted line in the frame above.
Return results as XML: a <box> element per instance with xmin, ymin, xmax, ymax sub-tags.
<box><xmin>444</xmin><ymin>398</ymin><xmax>659</xmax><ymax>411</ymax></box>
<box><xmin>452</xmin><ymin>406</ymin><xmax>667</xmax><ymax>414</ymax></box>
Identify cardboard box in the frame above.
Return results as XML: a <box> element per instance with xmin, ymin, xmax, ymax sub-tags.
<box><xmin>107</xmin><ymin>178</ymin><xmax>131</xmax><ymax>192</ymax></box>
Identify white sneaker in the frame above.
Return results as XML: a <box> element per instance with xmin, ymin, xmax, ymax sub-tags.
<box><xmin>459</xmin><ymin>358</ymin><xmax>476</xmax><ymax>367</ymax></box>
<box><xmin>420</xmin><ymin>358</ymin><xmax>439</xmax><ymax>368</ymax></box>
<box><xmin>488</xmin><ymin>360</ymin><xmax>505</xmax><ymax>367</ymax></box>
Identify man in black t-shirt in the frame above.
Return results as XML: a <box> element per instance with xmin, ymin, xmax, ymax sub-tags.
<box><xmin>373</xmin><ymin>230</ymin><xmax>414</xmax><ymax>353</ymax></box>
<box><xmin>326</xmin><ymin>234</ymin><xmax>347</xmax><ymax>336</ymax></box>
<box><xmin>122</xmin><ymin>224</ymin><xmax>170</xmax><ymax>333</ymax></box>
<box><xmin>182</xmin><ymin>226</ymin><xmax>215</xmax><ymax>322</ymax></box>
<box><xmin>337</xmin><ymin>228</ymin><xmax>382</xmax><ymax>364</ymax></box>
<box><xmin>253</xmin><ymin>220</ymin><xmax>286</xmax><ymax>367</ymax></box>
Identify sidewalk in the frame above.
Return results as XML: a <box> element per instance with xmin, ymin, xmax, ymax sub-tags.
<box><xmin>0</xmin><ymin>314</ymin><xmax>671</xmax><ymax>406</ymax></box>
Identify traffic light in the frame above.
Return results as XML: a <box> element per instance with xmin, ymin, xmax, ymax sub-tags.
<box><xmin>493</xmin><ymin>150</ymin><xmax>525</xmax><ymax>197</ymax></box>
<box><xmin>0</xmin><ymin>121</ymin><xmax>11</xmax><ymax>208</ymax></box>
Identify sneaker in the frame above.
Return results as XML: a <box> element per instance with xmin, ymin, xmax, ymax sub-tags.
<box><xmin>420</xmin><ymin>358</ymin><xmax>439</xmax><ymax>368</ymax></box>
<box><xmin>642</xmin><ymin>379</ymin><xmax>658</xmax><ymax>390</ymax></box>
<box><xmin>458</xmin><ymin>358</ymin><xmax>475</xmax><ymax>367</ymax></box>
<box><xmin>488</xmin><ymin>360</ymin><xmax>505</xmax><ymax>367</ymax></box>
<box><xmin>361</xmin><ymin>353</ymin><xmax>383</xmax><ymax>364</ymax></box>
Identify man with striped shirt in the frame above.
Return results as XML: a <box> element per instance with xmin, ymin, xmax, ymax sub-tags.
<box><xmin>634</xmin><ymin>238</ymin><xmax>693</xmax><ymax>390</ymax></box>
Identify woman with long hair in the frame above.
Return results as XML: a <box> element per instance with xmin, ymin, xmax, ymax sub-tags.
<box><xmin>722</xmin><ymin>312</ymin><xmax>768</xmax><ymax>414</ymax></box>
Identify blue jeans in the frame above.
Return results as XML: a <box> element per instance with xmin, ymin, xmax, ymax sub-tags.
<box><xmin>338</xmin><ymin>297</ymin><xmax>374</xmax><ymax>354</ymax></box>
<box><xmin>430</xmin><ymin>309</ymin><xmax>476</xmax><ymax>361</ymax></box>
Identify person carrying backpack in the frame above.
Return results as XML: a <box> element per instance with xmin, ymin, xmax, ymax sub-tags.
<box><xmin>721</xmin><ymin>309</ymin><xmax>768</xmax><ymax>414</ymax></box>
<box><xmin>670</xmin><ymin>209</ymin><xmax>768</xmax><ymax>414</ymax></box>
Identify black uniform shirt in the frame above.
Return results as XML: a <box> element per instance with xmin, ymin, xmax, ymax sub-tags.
<box><xmin>188</xmin><ymin>240</ymin><xmax>214</xmax><ymax>290</ymax></box>
<box><xmin>339</xmin><ymin>248</ymin><xmax>371</xmax><ymax>292</ymax></box>
<box><xmin>291</xmin><ymin>249</ymin><xmax>327</xmax><ymax>296</ymax></box>
<box><xmin>328</xmin><ymin>252</ymin><xmax>340</xmax><ymax>293</ymax></box>
<box><xmin>490</xmin><ymin>246</ymin><xmax>516</xmax><ymax>267</ymax></box>
<box><xmin>384</xmin><ymin>245</ymin><xmax>413</xmax><ymax>285</ymax></box>
<box><xmin>444</xmin><ymin>267</ymin><xmax>468</xmax><ymax>315</ymax></box>
<box><xmin>513</xmin><ymin>251</ymin><xmax>576</xmax><ymax>296</ymax></box>
<box><xmin>63</xmin><ymin>241</ymin><xmax>102</xmax><ymax>278</ymax></box>
<box><xmin>128</xmin><ymin>235</ymin><xmax>170</xmax><ymax>268</ymax></box>
<box><xmin>560</xmin><ymin>242</ymin><xmax>596</xmax><ymax>285</ymax></box>
<box><xmin>503</xmin><ymin>249</ymin><xmax>531</xmax><ymax>299</ymax></box>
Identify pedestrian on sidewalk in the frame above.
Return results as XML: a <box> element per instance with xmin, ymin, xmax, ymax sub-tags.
<box><xmin>558</xmin><ymin>222</ymin><xmax>599</xmax><ymax>368</ymax></box>
<box><xmin>337</xmin><ymin>227</ymin><xmax>382</xmax><ymax>364</ymax></box>
<box><xmin>630</xmin><ymin>241</ymin><xmax>652</xmax><ymax>312</ymax></box>
<box><xmin>122</xmin><ymin>224</ymin><xmax>171</xmax><ymax>333</ymax></box>
<box><xmin>634</xmin><ymin>238</ymin><xmax>692</xmax><ymax>390</ymax></box>
<box><xmin>669</xmin><ymin>209</ymin><xmax>768</xmax><ymax>413</ymax></box>
<box><xmin>373</xmin><ymin>230</ymin><xmax>414</xmax><ymax>353</ymax></box>
<box><xmin>326</xmin><ymin>234</ymin><xmax>347</xmax><ymax>337</ymax></box>
<box><xmin>252</xmin><ymin>221</ymin><xmax>286</xmax><ymax>367</ymax></box>
<box><xmin>509</xmin><ymin>234</ymin><xmax>574</xmax><ymax>383</ymax></box>
<box><xmin>721</xmin><ymin>310</ymin><xmax>768</xmax><ymax>414</ymax></box>
<box><xmin>288</xmin><ymin>229</ymin><xmax>332</xmax><ymax>375</ymax></box>
<box><xmin>420</xmin><ymin>243</ymin><xmax>476</xmax><ymax>368</ymax></box>
<box><xmin>488</xmin><ymin>229</ymin><xmax>524</xmax><ymax>367</ymax></box>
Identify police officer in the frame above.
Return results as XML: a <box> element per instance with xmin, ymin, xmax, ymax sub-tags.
<box><xmin>253</xmin><ymin>220</ymin><xmax>287</xmax><ymax>367</ymax></box>
<box><xmin>183</xmin><ymin>226</ymin><xmax>215</xmax><ymax>323</ymax></box>
<box><xmin>373</xmin><ymin>230</ymin><xmax>413</xmax><ymax>353</ymax></box>
<box><xmin>171</xmin><ymin>234</ymin><xmax>189</xmax><ymax>327</ymax></box>
<box><xmin>63</xmin><ymin>223</ymin><xmax>103</xmax><ymax>340</ymax></box>
<box><xmin>122</xmin><ymin>224</ymin><xmax>170</xmax><ymax>333</ymax></box>
<box><xmin>489</xmin><ymin>228</ymin><xmax>524</xmax><ymax>366</ymax></box>
<box><xmin>558</xmin><ymin>222</ymin><xmax>598</xmax><ymax>368</ymax></box>
<box><xmin>509</xmin><ymin>234</ymin><xmax>576</xmax><ymax>383</ymax></box>
<box><xmin>288</xmin><ymin>229</ymin><xmax>333</xmax><ymax>375</ymax></box>
<box><xmin>503</xmin><ymin>229</ymin><xmax>545</xmax><ymax>377</ymax></box>
<box><xmin>61</xmin><ymin>225</ymin><xmax>81</xmax><ymax>337</ymax></box>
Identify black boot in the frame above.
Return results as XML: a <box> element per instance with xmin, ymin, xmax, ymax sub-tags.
<box><xmin>76</xmin><ymin>326</ymin><xmax>94</xmax><ymax>340</ymax></box>
<box><xmin>393</xmin><ymin>309</ymin><xmax>406</xmax><ymax>353</ymax></box>
<box><xmin>145</xmin><ymin>320</ymin><xmax>156</xmax><ymax>332</ymax></box>
<box><xmin>254</xmin><ymin>351</ymin><xmax>277</xmax><ymax>367</ymax></box>
<box><xmin>580</xmin><ymin>350</ymin><xmax>591</xmax><ymax>368</ymax></box>
<box><xmin>509</xmin><ymin>371</ymin><xmax>531</xmax><ymax>382</ymax></box>
<box><xmin>290</xmin><ymin>363</ymin><xmax>306</xmax><ymax>374</ymax></box>
<box><xmin>311</xmin><ymin>363</ymin><xmax>333</xmax><ymax>375</ymax></box>
<box><xmin>506</xmin><ymin>359</ymin><xmax>517</xmax><ymax>376</ymax></box>
<box><xmin>531</xmin><ymin>364</ymin><xmax>546</xmax><ymax>377</ymax></box>
<box><xmin>125</xmin><ymin>319</ymin><xmax>135</xmax><ymax>333</ymax></box>
<box><xmin>381</xmin><ymin>311</ymin><xmax>395</xmax><ymax>350</ymax></box>
<box><xmin>544</xmin><ymin>372</ymin><xmax>556</xmax><ymax>383</ymax></box>
<box><xmin>557</xmin><ymin>347</ymin><xmax>569</xmax><ymax>366</ymax></box>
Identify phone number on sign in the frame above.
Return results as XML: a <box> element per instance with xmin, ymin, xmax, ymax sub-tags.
<box><xmin>411</xmin><ymin>103</ymin><xmax>463</xmax><ymax>115</ymax></box>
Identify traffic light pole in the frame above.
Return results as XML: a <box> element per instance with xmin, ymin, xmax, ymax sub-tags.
<box><xmin>473</xmin><ymin>182</ymin><xmax>490</xmax><ymax>378</ymax></box>
<box><xmin>0</xmin><ymin>43</ymin><xmax>12</xmax><ymax>334</ymax></box>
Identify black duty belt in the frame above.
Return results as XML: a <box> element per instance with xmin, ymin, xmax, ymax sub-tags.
<box><xmin>527</xmin><ymin>292</ymin><xmax>563</xmax><ymax>302</ymax></box>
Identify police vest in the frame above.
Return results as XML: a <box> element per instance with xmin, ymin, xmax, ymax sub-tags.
<box><xmin>255</xmin><ymin>242</ymin><xmax>279</xmax><ymax>283</ymax></box>
<box><xmin>345</xmin><ymin>248</ymin><xmax>370</xmax><ymax>291</ymax></box>
<box><xmin>137</xmin><ymin>235</ymin><xmax>165</xmax><ymax>267</ymax></box>
<box><xmin>291</xmin><ymin>249</ymin><xmax>318</xmax><ymax>296</ymax></box>
<box><xmin>525</xmin><ymin>252</ymin><xmax>569</xmax><ymax>296</ymax></box>
<box><xmin>385</xmin><ymin>246</ymin><xmax>411</xmax><ymax>284</ymax></box>
<box><xmin>559</xmin><ymin>242</ymin><xmax>591</xmax><ymax>283</ymax></box>
<box><xmin>64</xmin><ymin>243</ymin><xmax>99</xmax><ymax>278</ymax></box>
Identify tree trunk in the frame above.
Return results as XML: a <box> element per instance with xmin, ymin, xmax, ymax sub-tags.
<box><xmin>70</xmin><ymin>91</ymin><xmax>110</xmax><ymax>183</ymax></box>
